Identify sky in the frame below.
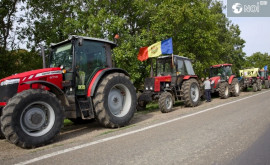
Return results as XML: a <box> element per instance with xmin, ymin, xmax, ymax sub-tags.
<box><xmin>222</xmin><ymin>0</ymin><xmax>270</xmax><ymax>56</ymax></box>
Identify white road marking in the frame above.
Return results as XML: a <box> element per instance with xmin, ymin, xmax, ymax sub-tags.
<box><xmin>15</xmin><ymin>90</ymin><xmax>270</xmax><ymax>165</ymax></box>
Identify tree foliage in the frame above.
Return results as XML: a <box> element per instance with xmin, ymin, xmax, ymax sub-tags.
<box><xmin>244</xmin><ymin>52</ymin><xmax>270</xmax><ymax>69</ymax></box>
<box><xmin>1</xmin><ymin>0</ymin><xmax>249</xmax><ymax>89</ymax></box>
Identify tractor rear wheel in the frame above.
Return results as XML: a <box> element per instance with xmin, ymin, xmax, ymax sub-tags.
<box><xmin>159</xmin><ymin>92</ymin><xmax>173</xmax><ymax>113</ymax></box>
<box><xmin>182</xmin><ymin>79</ymin><xmax>200</xmax><ymax>107</ymax></box>
<box><xmin>219</xmin><ymin>82</ymin><xmax>229</xmax><ymax>99</ymax></box>
<box><xmin>0</xmin><ymin>89</ymin><xmax>64</xmax><ymax>148</ymax></box>
<box><xmin>93</xmin><ymin>73</ymin><xmax>136</xmax><ymax>128</ymax></box>
<box><xmin>231</xmin><ymin>78</ymin><xmax>240</xmax><ymax>97</ymax></box>
<box><xmin>253</xmin><ymin>83</ymin><xmax>258</xmax><ymax>92</ymax></box>
<box><xmin>265</xmin><ymin>80</ymin><xmax>270</xmax><ymax>89</ymax></box>
<box><xmin>257</xmin><ymin>80</ymin><xmax>262</xmax><ymax>91</ymax></box>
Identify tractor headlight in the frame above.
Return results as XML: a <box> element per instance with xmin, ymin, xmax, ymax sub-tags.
<box><xmin>150</xmin><ymin>86</ymin><xmax>153</xmax><ymax>90</ymax></box>
<box><xmin>0</xmin><ymin>79</ymin><xmax>20</xmax><ymax>86</ymax></box>
<box><xmin>166</xmin><ymin>83</ymin><xmax>170</xmax><ymax>88</ymax></box>
<box><xmin>146</xmin><ymin>87</ymin><xmax>149</xmax><ymax>90</ymax></box>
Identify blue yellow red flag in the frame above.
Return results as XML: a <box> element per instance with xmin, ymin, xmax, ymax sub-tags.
<box><xmin>137</xmin><ymin>38</ymin><xmax>173</xmax><ymax>62</ymax></box>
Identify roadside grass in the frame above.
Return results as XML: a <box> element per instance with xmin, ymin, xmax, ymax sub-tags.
<box><xmin>64</xmin><ymin>119</ymin><xmax>73</xmax><ymax>126</ymax></box>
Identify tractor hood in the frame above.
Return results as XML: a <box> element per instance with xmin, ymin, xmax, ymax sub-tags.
<box><xmin>0</xmin><ymin>67</ymin><xmax>62</xmax><ymax>85</ymax></box>
<box><xmin>209</xmin><ymin>76</ymin><xmax>220</xmax><ymax>89</ymax></box>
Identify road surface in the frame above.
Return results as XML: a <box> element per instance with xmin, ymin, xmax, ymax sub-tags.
<box><xmin>1</xmin><ymin>90</ymin><xmax>270</xmax><ymax>165</ymax></box>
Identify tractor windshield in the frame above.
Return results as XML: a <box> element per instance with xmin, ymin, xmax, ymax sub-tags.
<box><xmin>156</xmin><ymin>58</ymin><xmax>176</xmax><ymax>76</ymax></box>
<box><xmin>50</xmin><ymin>43</ymin><xmax>73</xmax><ymax>70</ymax></box>
<box><xmin>210</xmin><ymin>66</ymin><xmax>232</xmax><ymax>78</ymax></box>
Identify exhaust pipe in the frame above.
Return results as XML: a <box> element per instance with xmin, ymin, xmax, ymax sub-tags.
<box><xmin>41</xmin><ymin>46</ymin><xmax>46</xmax><ymax>68</ymax></box>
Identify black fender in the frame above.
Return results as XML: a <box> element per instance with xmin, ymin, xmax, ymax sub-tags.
<box><xmin>21</xmin><ymin>80</ymin><xmax>69</xmax><ymax>107</ymax></box>
<box><xmin>87</xmin><ymin>68</ymin><xmax>130</xmax><ymax>97</ymax></box>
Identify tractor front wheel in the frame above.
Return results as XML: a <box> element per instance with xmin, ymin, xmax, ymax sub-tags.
<box><xmin>253</xmin><ymin>83</ymin><xmax>258</xmax><ymax>92</ymax></box>
<box><xmin>93</xmin><ymin>73</ymin><xmax>136</xmax><ymax>128</ymax></box>
<box><xmin>219</xmin><ymin>82</ymin><xmax>229</xmax><ymax>99</ymax></box>
<box><xmin>231</xmin><ymin>78</ymin><xmax>240</xmax><ymax>97</ymax></box>
<box><xmin>182</xmin><ymin>79</ymin><xmax>200</xmax><ymax>107</ymax></box>
<box><xmin>0</xmin><ymin>89</ymin><xmax>64</xmax><ymax>148</ymax></box>
<box><xmin>159</xmin><ymin>92</ymin><xmax>173</xmax><ymax>113</ymax></box>
<box><xmin>136</xmin><ymin>100</ymin><xmax>147</xmax><ymax>111</ymax></box>
<box><xmin>265</xmin><ymin>80</ymin><xmax>270</xmax><ymax>89</ymax></box>
<box><xmin>257</xmin><ymin>80</ymin><xmax>262</xmax><ymax>91</ymax></box>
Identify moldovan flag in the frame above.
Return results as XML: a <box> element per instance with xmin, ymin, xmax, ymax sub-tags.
<box><xmin>137</xmin><ymin>38</ymin><xmax>173</xmax><ymax>62</ymax></box>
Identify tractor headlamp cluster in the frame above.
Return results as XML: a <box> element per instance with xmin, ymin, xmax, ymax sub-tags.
<box><xmin>0</xmin><ymin>79</ymin><xmax>20</xmax><ymax>86</ymax></box>
<box><xmin>145</xmin><ymin>86</ymin><xmax>154</xmax><ymax>91</ymax></box>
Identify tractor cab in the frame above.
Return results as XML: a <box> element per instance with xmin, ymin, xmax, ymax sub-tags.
<box><xmin>259</xmin><ymin>69</ymin><xmax>268</xmax><ymax>80</ymax></box>
<box><xmin>50</xmin><ymin>35</ymin><xmax>115</xmax><ymax>96</ymax></box>
<box><xmin>156</xmin><ymin>55</ymin><xmax>195</xmax><ymax>77</ymax></box>
<box><xmin>209</xmin><ymin>64</ymin><xmax>233</xmax><ymax>81</ymax></box>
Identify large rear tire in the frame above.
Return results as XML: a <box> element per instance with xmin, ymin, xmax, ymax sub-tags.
<box><xmin>265</xmin><ymin>80</ymin><xmax>270</xmax><ymax>89</ymax></box>
<box><xmin>231</xmin><ymin>78</ymin><xmax>240</xmax><ymax>97</ymax></box>
<box><xmin>159</xmin><ymin>92</ymin><xmax>173</xmax><ymax>113</ymax></box>
<box><xmin>257</xmin><ymin>79</ymin><xmax>262</xmax><ymax>91</ymax></box>
<box><xmin>93</xmin><ymin>73</ymin><xmax>136</xmax><ymax>128</ymax></box>
<box><xmin>219</xmin><ymin>82</ymin><xmax>229</xmax><ymax>99</ymax></box>
<box><xmin>0</xmin><ymin>89</ymin><xmax>64</xmax><ymax>148</ymax></box>
<box><xmin>182</xmin><ymin>79</ymin><xmax>200</xmax><ymax>107</ymax></box>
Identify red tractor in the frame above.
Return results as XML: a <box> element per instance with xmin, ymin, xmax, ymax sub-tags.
<box><xmin>209</xmin><ymin>64</ymin><xmax>240</xmax><ymax>99</ymax></box>
<box><xmin>0</xmin><ymin>36</ymin><xmax>137</xmax><ymax>148</ymax></box>
<box><xmin>137</xmin><ymin>55</ymin><xmax>202</xmax><ymax>113</ymax></box>
<box><xmin>259</xmin><ymin>69</ymin><xmax>270</xmax><ymax>89</ymax></box>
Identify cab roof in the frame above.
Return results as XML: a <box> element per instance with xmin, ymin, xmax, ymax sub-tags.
<box><xmin>158</xmin><ymin>55</ymin><xmax>191</xmax><ymax>61</ymax></box>
<box><xmin>211</xmin><ymin>64</ymin><xmax>232</xmax><ymax>68</ymax></box>
<box><xmin>50</xmin><ymin>35</ymin><xmax>116</xmax><ymax>48</ymax></box>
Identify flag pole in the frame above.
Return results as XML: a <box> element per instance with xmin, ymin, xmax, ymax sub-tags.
<box><xmin>171</xmin><ymin>53</ymin><xmax>174</xmax><ymax>67</ymax></box>
<box><xmin>150</xmin><ymin>58</ymin><xmax>153</xmax><ymax>77</ymax></box>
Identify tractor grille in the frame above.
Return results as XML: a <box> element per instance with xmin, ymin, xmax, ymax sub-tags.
<box><xmin>0</xmin><ymin>83</ymin><xmax>18</xmax><ymax>103</ymax></box>
<box><xmin>144</xmin><ymin>78</ymin><xmax>155</xmax><ymax>91</ymax></box>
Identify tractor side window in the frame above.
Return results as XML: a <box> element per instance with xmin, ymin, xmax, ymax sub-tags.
<box><xmin>177</xmin><ymin>60</ymin><xmax>185</xmax><ymax>75</ymax></box>
<box><xmin>184</xmin><ymin>60</ymin><xmax>195</xmax><ymax>75</ymax></box>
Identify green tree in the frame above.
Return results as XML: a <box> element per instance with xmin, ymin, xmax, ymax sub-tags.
<box><xmin>19</xmin><ymin>0</ymin><xmax>247</xmax><ymax>88</ymax></box>
<box><xmin>245</xmin><ymin>52</ymin><xmax>270</xmax><ymax>69</ymax></box>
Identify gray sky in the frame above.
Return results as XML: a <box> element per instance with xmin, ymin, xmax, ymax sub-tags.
<box><xmin>223</xmin><ymin>0</ymin><xmax>270</xmax><ymax>56</ymax></box>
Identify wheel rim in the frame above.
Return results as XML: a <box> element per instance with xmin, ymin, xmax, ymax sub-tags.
<box><xmin>235</xmin><ymin>83</ymin><xmax>239</xmax><ymax>93</ymax></box>
<box><xmin>108</xmin><ymin>84</ymin><xmax>132</xmax><ymax>117</ymax></box>
<box><xmin>20</xmin><ymin>101</ymin><xmax>55</xmax><ymax>137</ymax></box>
<box><xmin>190</xmin><ymin>83</ymin><xmax>199</xmax><ymax>102</ymax></box>
<box><xmin>225</xmin><ymin>86</ymin><xmax>229</xmax><ymax>96</ymax></box>
<box><xmin>165</xmin><ymin>95</ymin><xmax>172</xmax><ymax>110</ymax></box>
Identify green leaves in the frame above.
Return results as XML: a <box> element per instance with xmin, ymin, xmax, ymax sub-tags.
<box><xmin>0</xmin><ymin>0</ymin><xmax>247</xmax><ymax>88</ymax></box>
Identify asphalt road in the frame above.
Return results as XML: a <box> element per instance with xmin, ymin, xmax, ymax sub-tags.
<box><xmin>3</xmin><ymin>90</ymin><xmax>270</xmax><ymax>165</ymax></box>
